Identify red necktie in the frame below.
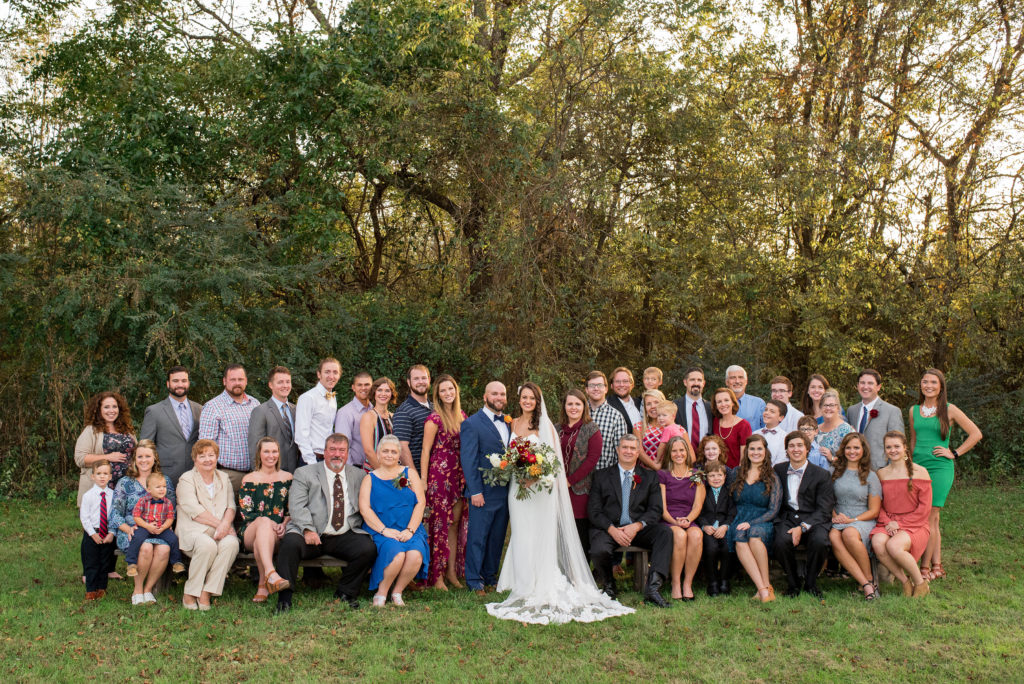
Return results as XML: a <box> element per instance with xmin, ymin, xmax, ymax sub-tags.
<box><xmin>691</xmin><ymin>402</ymin><xmax>701</xmax><ymax>454</ymax></box>
<box><xmin>98</xmin><ymin>491</ymin><xmax>108</xmax><ymax>538</ymax></box>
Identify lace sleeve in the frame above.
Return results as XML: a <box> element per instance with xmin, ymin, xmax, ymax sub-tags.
<box><xmin>747</xmin><ymin>473</ymin><xmax>783</xmax><ymax>525</ymax></box>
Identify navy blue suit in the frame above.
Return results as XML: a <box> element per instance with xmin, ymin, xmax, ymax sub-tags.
<box><xmin>459</xmin><ymin>409</ymin><xmax>510</xmax><ymax>590</ymax></box>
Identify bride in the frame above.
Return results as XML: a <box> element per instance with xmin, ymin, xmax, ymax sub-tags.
<box><xmin>486</xmin><ymin>382</ymin><xmax>634</xmax><ymax>624</ymax></box>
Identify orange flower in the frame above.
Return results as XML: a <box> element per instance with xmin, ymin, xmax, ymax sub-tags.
<box><xmin>500</xmin><ymin>460</ymin><xmax>509</xmax><ymax>468</ymax></box>
<box><xmin>528</xmin><ymin>465</ymin><xmax>542</xmax><ymax>477</ymax></box>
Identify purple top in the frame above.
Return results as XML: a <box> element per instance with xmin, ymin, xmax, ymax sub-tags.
<box><xmin>657</xmin><ymin>469</ymin><xmax>700</xmax><ymax>520</ymax></box>
<box><xmin>334</xmin><ymin>397</ymin><xmax>372</xmax><ymax>468</ymax></box>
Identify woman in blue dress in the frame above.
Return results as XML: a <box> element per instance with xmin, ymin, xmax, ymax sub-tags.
<box><xmin>360</xmin><ymin>434</ymin><xmax>429</xmax><ymax>607</ymax></box>
<box><xmin>726</xmin><ymin>434</ymin><xmax>781</xmax><ymax>603</ymax></box>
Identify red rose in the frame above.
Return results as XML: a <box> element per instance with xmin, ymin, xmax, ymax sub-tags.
<box><xmin>526</xmin><ymin>454</ymin><xmax>537</xmax><ymax>464</ymax></box>
<box><xmin>869</xmin><ymin>409</ymin><xmax>879</xmax><ymax>419</ymax></box>
<box><xmin>632</xmin><ymin>473</ymin><xmax>642</xmax><ymax>489</ymax></box>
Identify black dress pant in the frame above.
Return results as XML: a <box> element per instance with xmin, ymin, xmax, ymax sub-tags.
<box><xmin>574</xmin><ymin>518</ymin><xmax>591</xmax><ymax>559</ymax></box>
<box><xmin>773</xmin><ymin>523</ymin><xmax>830</xmax><ymax>591</ymax></box>
<box><xmin>81</xmin><ymin>533</ymin><xmax>115</xmax><ymax>592</ymax></box>
<box><xmin>590</xmin><ymin>523</ymin><xmax>672</xmax><ymax>580</ymax></box>
<box><xmin>275</xmin><ymin>530</ymin><xmax>377</xmax><ymax>603</ymax></box>
<box><xmin>702</xmin><ymin>531</ymin><xmax>732</xmax><ymax>583</ymax></box>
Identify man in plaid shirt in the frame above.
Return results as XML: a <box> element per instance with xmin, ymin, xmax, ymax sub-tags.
<box><xmin>125</xmin><ymin>472</ymin><xmax>185</xmax><ymax>576</ymax></box>
<box><xmin>199</xmin><ymin>363</ymin><xmax>260</xmax><ymax>491</ymax></box>
<box><xmin>585</xmin><ymin>370</ymin><xmax>631</xmax><ymax>469</ymax></box>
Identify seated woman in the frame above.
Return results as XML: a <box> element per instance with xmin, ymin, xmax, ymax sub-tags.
<box><xmin>237</xmin><ymin>437</ymin><xmax>293</xmax><ymax>603</ymax></box>
<box><xmin>658</xmin><ymin>436</ymin><xmax>705</xmax><ymax>600</ymax></box>
<box><xmin>726</xmin><ymin>435</ymin><xmax>782</xmax><ymax>603</ymax></box>
<box><xmin>360</xmin><ymin>435</ymin><xmax>429</xmax><ymax>607</ymax></box>
<box><xmin>110</xmin><ymin>439</ymin><xmax>177</xmax><ymax>605</ymax></box>
<box><xmin>633</xmin><ymin>389</ymin><xmax>666</xmax><ymax>469</ymax></box>
<box><xmin>828</xmin><ymin>432</ymin><xmax>881</xmax><ymax>600</ymax></box>
<box><xmin>359</xmin><ymin>377</ymin><xmax>397</xmax><ymax>470</ymax></box>
<box><xmin>870</xmin><ymin>431</ymin><xmax>932</xmax><ymax>598</ymax></box>
<box><xmin>176</xmin><ymin>439</ymin><xmax>239</xmax><ymax>610</ymax></box>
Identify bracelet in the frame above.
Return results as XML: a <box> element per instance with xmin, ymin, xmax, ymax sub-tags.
<box><xmin>951</xmin><ymin>448</ymin><xmax>959</xmax><ymax>459</ymax></box>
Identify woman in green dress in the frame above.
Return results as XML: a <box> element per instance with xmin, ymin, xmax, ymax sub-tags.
<box><xmin>908</xmin><ymin>369</ymin><xmax>982</xmax><ymax>581</ymax></box>
<box><xmin>238</xmin><ymin>437</ymin><xmax>293</xmax><ymax>603</ymax></box>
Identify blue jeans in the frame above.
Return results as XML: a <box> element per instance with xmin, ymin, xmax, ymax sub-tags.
<box><xmin>125</xmin><ymin>528</ymin><xmax>182</xmax><ymax>566</ymax></box>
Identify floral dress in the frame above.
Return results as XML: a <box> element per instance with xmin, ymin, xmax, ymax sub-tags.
<box><xmin>236</xmin><ymin>480</ymin><xmax>291</xmax><ymax>537</ymax></box>
<box><xmin>424</xmin><ymin>412</ymin><xmax>469</xmax><ymax>584</ymax></box>
<box><xmin>103</xmin><ymin>432</ymin><xmax>136</xmax><ymax>486</ymax></box>
<box><xmin>110</xmin><ymin>474</ymin><xmax>176</xmax><ymax>552</ymax></box>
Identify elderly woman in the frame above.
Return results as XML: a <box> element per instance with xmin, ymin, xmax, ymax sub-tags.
<box><xmin>828</xmin><ymin>433</ymin><xmax>881</xmax><ymax>600</ymax></box>
<box><xmin>360</xmin><ymin>434</ymin><xmax>429</xmax><ymax>607</ymax></box>
<box><xmin>75</xmin><ymin>391</ymin><xmax>137</xmax><ymax>505</ymax></box>
<box><xmin>237</xmin><ymin>437</ymin><xmax>293</xmax><ymax>603</ymax></box>
<box><xmin>815</xmin><ymin>389</ymin><xmax>852</xmax><ymax>467</ymax></box>
<box><xmin>555</xmin><ymin>389</ymin><xmax>603</xmax><ymax>557</ymax></box>
<box><xmin>359</xmin><ymin>376</ymin><xmax>397</xmax><ymax>470</ymax></box>
<box><xmin>176</xmin><ymin>439</ymin><xmax>239</xmax><ymax>610</ymax></box>
<box><xmin>110</xmin><ymin>439</ymin><xmax>177</xmax><ymax>604</ymax></box>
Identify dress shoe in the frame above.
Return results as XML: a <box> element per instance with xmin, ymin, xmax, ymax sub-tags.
<box><xmin>805</xmin><ymin>586</ymin><xmax>824</xmax><ymax>600</ymax></box>
<box><xmin>334</xmin><ymin>590</ymin><xmax>361</xmax><ymax>609</ymax></box>
<box><xmin>84</xmin><ymin>591</ymin><xmax>99</xmax><ymax>601</ymax></box>
<box><xmin>643</xmin><ymin>571</ymin><xmax>670</xmax><ymax>608</ymax></box>
<box><xmin>706</xmin><ymin>581</ymin><xmax>720</xmax><ymax>597</ymax></box>
<box><xmin>784</xmin><ymin>587</ymin><xmax>801</xmax><ymax>598</ymax></box>
<box><xmin>719</xmin><ymin>580</ymin><xmax>731</xmax><ymax>595</ymax></box>
<box><xmin>274</xmin><ymin>600</ymin><xmax>291</xmax><ymax>615</ymax></box>
<box><xmin>485</xmin><ymin>585</ymin><xmax>497</xmax><ymax>593</ymax></box>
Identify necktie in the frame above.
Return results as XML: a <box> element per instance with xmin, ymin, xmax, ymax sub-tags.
<box><xmin>98</xmin><ymin>491</ymin><xmax>108</xmax><ymax>538</ymax></box>
<box><xmin>331</xmin><ymin>473</ymin><xmax>345</xmax><ymax>531</ymax></box>
<box><xmin>690</xmin><ymin>401</ymin><xmax>700</xmax><ymax>453</ymax></box>
<box><xmin>619</xmin><ymin>471</ymin><xmax>632</xmax><ymax>526</ymax></box>
<box><xmin>281</xmin><ymin>403</ymin><xmax>293</xmax><ymax>436</ymax></box>
<box><xmin>177</xmin><ymin>402</ymin><xmax>191</xmax><ymax>439</ymax></box>
<box><xmin>764</xmin><ymin>428</ymin><xmax>777</xmax><ymax>435</ymax></box>
<box><xmin>788</xmin><ymin>467</ymin><xmax>802</xmax><ymax>476</ymax></box>
<box><xmin>859</xmin><ymin>407</ymin><xmax>868</xmax><ymax>433</ymax></box>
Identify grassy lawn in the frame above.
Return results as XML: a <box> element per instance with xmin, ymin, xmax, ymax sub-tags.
<box><xmin>2</xmin><ymin>483</ymin><xmax>1022</xmax><ymax>683</ymax></box>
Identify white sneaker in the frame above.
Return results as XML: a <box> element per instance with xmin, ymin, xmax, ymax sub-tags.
<box><xmin>131</xmin><ymin>594</ymin><xmax>145</xmax><ymax>605</ymax></box>
<box><xmin>143</xmin><ymin>592</ymin><xmax>156</xmax><ymax>604</ymax></box>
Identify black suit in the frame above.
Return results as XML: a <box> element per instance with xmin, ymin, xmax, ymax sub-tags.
<box><xmin>696</xmin><ymin>483</ymin><xmax>738</xmax><ymax>584</ymax></box>
<box><xmin>673</xmin><ymin>395</ymin><xmax>713</xmax><ymax>443</ymax></box>
<box><xmin>606</xmin><ymin>394</ymin><xmax>642</xmax><ymax>431</ymax></box>
<box><xmin>772</xmin><ymin>462</ymin><xmax>835</xmax><ymax>592</ymax></box>
<box><xmin>588</xmin><ymin>464</ymin><xmax>672</xmax><ymax>581</ymax></box>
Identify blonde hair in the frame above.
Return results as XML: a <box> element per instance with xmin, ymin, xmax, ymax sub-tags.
<box><xmin>657</xmin><ymin>400</ymin><xmax>678</xmax><ymax>417</ymax></box>
<box><xmin>640</xmin><ymin>389</ymin><xmax>666</xmax><ymax>431</ymax></box>
<box><xmin>643</xmin><ymin>367</ymin><xmax>663</xmax><ymax>382</ymax></box>
<box><xmin>128</xmin><ymin>439</ymin><xmax>162</xmax><ymax>478</ymax></box>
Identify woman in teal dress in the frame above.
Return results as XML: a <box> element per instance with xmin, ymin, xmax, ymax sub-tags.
<box><xmin>237</xmin><ymin>437</ymin><xmax>293</xmax><ymax>603</ymax></box>
<box><xmin>360</xmin><ymin>434</ymin><xmax>429</xmax><ymax>607</ymax></box>
<box><xmin>909</xmin><ymin>369</ymin><xmax>982</xmax><ymax>581</ymax></box>
<box><xmin>726</xmin><ymin>435</ymin><xmax>782</xmax><ymax>603</ymax></box>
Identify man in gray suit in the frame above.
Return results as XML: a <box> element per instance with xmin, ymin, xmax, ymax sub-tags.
<box><xmin>247</xmin><ymin>366</ymin><xmax>299</xmax><ymax>473</ymax></box>
<box><xmin>140</xmin><ymin>366</ymin><xmax>203</xmax><ymax>485</ymax></box>
<box><xmin>274</xmin><ymin>433</ymin><xmax>377</xmax><ymax>613</ymax></box>
<box><xmin>847</xmin><ymin>369</ymin><xmax>904</xmax><ymax>470</ymax></box>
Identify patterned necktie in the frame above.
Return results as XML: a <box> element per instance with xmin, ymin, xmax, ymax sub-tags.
<box><xmin>331</xmin><ymin>473</ymin><xmax>345</xmax><ymax>530</ymax></box>
<box><xmin>690</xmin><ymin>402</ymin><xmax>700</xmax><ymax>454</ymax></box>
<box><xmin>177</xmin><ymin>402</ymin><xmax>191</xmax><ymax>439</ymax></box>
<box><xmin>859</xmin><ymin>407</ymin><xmax>868</xmax><ymax>433</ymax></box>
<box><xmin>98</xmin><ymin>491</ymin><xmax>108</xmax><ymax>538</ymax></box>
<box><xmin>281</xmin><ymin>403</ymin><xmax>293</xmax><ymax>436</ymax></box>
<box><xmin>619</xmin><ymin>471</ymin><xmax>632</xmax><ymax>526</ymax></box>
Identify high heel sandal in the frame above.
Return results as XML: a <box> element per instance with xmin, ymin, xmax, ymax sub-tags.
<box><xmin>252</xmin><ymin>583</ymin><xmax>269</xmax><ymax>603</ymax></box>
<box><xmin>919</xmin><ymin>565</ymin><xmax>934</xmax><ymax>581</ymax></box>
<box><xmin>266</xmin><ymin>571</ymin><xmax>290</xmax><ymax>595</ymax></box>
<box><xmin>391</xmin><ymin>593</ymin><xmax>405</xmax><ymax>606</ymax></box>
<box><xmin>930</xmin><ymin>563</ymin><xmax>946</xmax><ymax>580</ymax></box>
<box><xmin>861</xmin><ymin>582</ymin><xmax>877</xmax><ymax>601</ymax></box>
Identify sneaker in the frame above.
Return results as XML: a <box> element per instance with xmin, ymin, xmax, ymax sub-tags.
<box><xmin>126</xmin><ymin>564</ymin><xmax>139</xmax><ymax>577</ymax></box>
<box><xmin>171</xmin><ymin>562</ymin><xmax>186</xmax><ymax>574</ymax></box>
<box><xmin>143</xmin><ymin>592</ymin><xmax>157</xmax><ymax>604</ymax></box>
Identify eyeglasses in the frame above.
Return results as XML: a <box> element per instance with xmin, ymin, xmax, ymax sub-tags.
<box><xmin>799</xmin><ymin>427</ymin><xmax>816</xmax><ymax>433</ymax></box>
<box><xmin>587</xmin><ymin>383</ymin><xmax>606</xmax><ymax>389</ymax></box>
<box><xmin>821</xmin><ymin>403</ymin><xmax>839</xmax><ymax>408</ymax></box>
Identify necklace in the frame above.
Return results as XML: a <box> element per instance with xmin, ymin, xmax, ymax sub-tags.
<box><xmin>920</xmin><ymin>404</ymin><xmax>937</xmax><ymax>417</ymax></box>
<box><xmin>670</xmin><ymin>468</ymin><xmax>689</xmax><ymax>480</ymax></box>
<box><xmin>718</xmin><ymin>420</ymin><xmax>736</xmax><ymax>439</ymax></box>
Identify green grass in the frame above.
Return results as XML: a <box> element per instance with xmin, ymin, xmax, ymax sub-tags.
<box><xmin>2</xmin><ymin>483</ymin><xmax>1023</xmax><ymax>682</ymax></box>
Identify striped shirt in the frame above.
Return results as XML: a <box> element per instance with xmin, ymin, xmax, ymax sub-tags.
<box><xmin>392</xmin><ymin>396</ymin><xmax>433</xmax><ymax>471</ymax></box>
<box><xmin>591</xmin><ymin>401</ymin><xmax>630</xmax><ymax>469</ymax></box>
<box><xmin>132</xmin><ymin>494</ymin><xmax>175</xmax><ymax>527</ymax></box>
<box><xmin>199</xmin><ymin>390</ymin><xmax>260</xmax><ymax>470</ymax></box>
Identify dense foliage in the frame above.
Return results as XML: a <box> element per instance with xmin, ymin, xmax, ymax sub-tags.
<box><xmin>2</xmin><ymin>0</ymin><xmax>1023</xmax><ymax>496</ymax></box>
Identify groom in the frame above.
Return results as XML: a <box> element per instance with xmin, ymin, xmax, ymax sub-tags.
<box><xmin>460</xmin><ymin>381</ymin><xmax>511</xmax><ymax>595</ymax></box>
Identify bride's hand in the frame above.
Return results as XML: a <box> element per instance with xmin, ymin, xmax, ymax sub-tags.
<box><xmin>521</xmin><ymin>478</ymin><xmax>537</xmax><ymax>488</ymax></box>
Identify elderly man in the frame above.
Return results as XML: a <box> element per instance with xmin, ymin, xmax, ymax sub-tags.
<box><xmin>726</xmin><ymin>365</ymin><xmax>766</xmax><ymax>431</ymax></box>
<box><xmin>273</xmin><ymin>434</ymin><xmax>377</xmax><ymax>613</ymax></box>
<box><xmin>587</xmin><ymin>434</ymin><xmax>673</xmax><ymax>607</ymax></box>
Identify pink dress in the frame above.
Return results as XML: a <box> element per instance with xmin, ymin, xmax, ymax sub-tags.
<box><xmin>424</xmin><ymin>412</ymin><xmax>469</xmax><ymax>584</ymax></box>
<box><xmin>871</xmin><ymin>478</ymin><xmax>932</xmax><ymax>560</ymax></box>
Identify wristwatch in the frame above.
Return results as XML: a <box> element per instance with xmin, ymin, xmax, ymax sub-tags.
<box><xmin>800</xmin><ymin>522</ymin><xmax>810</xmax><ymax>532</ymax></box>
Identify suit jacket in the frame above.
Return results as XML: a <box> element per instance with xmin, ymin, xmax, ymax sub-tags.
<box><xmin>285</xmin><ymin>462</ymin><xmax>368</xmax><ymax>537</ymax></box>
<box><xmin>772</xmin><ymin>462</ymin><xmax>835</xmax><ymax>530</ymax></box>
<box><xmin>673</xmin><ymin>395</ymin><xmax>713</xmax><ymax>440</ymax></box>
<box><xmin>175</xmin><ymin>468</ymin><xmax>236</xmax><ymax>550</ymax></box>
<box><xmin>459</xmin><ymin>409</ymin><xmax>509</xmax><ymax>498</ymax></box>
<box><xmin>247</xmin><ymin>399</ymin><xmax>299</xmax><ymax>473</ymax></box>
<box><xmin>696</xmin><ymin>483</ymin><xmax>738</xmax><ymax>529</ymax></box>
<box><xmin>140</xmin><ymin>397</ymin><xmax>204</xmax><ymax>485</ymax></box>
<box><xmin>607</xmin><ymin>394</ymin><xmax>643</xmax><ymax>431</ymax></box>
<box><xmin>847</xmin><ymin>399</ymin><xmax>904</xmax><ymax>470</ymax></box>
<box><xmin>588</xmin><ymin>464</ymin><xmax>663</xmax><ymax>531</ymax></box>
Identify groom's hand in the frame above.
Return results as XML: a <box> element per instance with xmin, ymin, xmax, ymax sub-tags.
<box><xmin>471</xmin><ymin>494</ymin><xmax>485</xmax><ymax>507</ymax></box>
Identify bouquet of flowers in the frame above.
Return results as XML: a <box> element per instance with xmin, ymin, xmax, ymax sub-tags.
<box><xmin>480</xmin><ymin>438</ymin><xmax>562</xmax><ymax>500</ymax></box>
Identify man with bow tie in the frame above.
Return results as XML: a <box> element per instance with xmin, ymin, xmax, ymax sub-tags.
<box><xmin>295</xmin><ymin>358</ymin><xmax>343</xmax><ymax>466</ymax></box>
<box><xmin>773</xmin><ymin>433</ymin><xmax>835</xmax><ymax>598</ymax></box>
<box><xmin>754</xmin><ymin>400</ymin><xmax>789</xmax><ymax>465</ymax></box>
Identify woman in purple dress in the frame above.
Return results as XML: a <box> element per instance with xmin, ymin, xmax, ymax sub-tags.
<box><xmin>419</xmin><ymin>374</ymin><xmax>469</xmax><ymax>590</ymax></box>
<box><xmin>658</xmin><ymin>436</ymin><xmax>706</xmax><ymax>600</ymax></box>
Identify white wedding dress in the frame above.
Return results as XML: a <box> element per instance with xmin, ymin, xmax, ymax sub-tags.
<box><xmin>486</xmin><ymin>400</ymin><xmax>634</xmax><ymax>625</ymax></box>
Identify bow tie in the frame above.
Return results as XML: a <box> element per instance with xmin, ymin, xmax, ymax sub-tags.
<box><xmin>788</xmin><ymin>467</ymin><xmax>804</xmax><ymax>476</ymax></box>
<box><xmin>764</xmin><ymin>428</ymin><xmax>777</xmax><ymax>435</ymax></box>
<box><xmin>492</xmin><ymin>413</ymin><xmax>505</xmax><ymax>422</ymax></box>
<box><xmin>325</xmin><ymin>391</ymin><xmax>336</xmax><ymax>400</ymax></box>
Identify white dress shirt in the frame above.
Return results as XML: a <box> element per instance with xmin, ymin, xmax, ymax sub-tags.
<box><xmin>780</xmin><ymin>403</ymin><xmax>805</xmax><ymax>434</ymax></box>
<box><xmin>80</xmin><ymin>484</ymin><xmax>113</xmax><ymax>536</ymax></box>
<box><xmin>857</xmin><ymin>397</ymin><xmax>880</xmax><ymax>432</ymax></box>
<box><xmin>756</xmin><ymin>424</ymin><xmax>788</xmax><ymax>466</ymax></box>
<box><xmin>296</xmin><ymin>382</ymin><xmax>338</xmax><ymax>464</ymax></box>
<box><xmin>619</xmin><ymin>396</ymin><xmax>642</xmax><ymax>429</ymax></box>
<box><xmin>786</xmin><ymin>461</ymin><xmax>807</xmax><ymax>513</ymax></box>
<box><xmin>481</xmin><ymin>406</ymin><xmax>510</xmax><ymax>446</ymax></box>
<box><xmin>322</xmin><ymin>464</ymin><xmax>356</xmax><ymax>535</ymax></box>
<box><xmin>685</xmin><ymin>396</ymin><xmax>710</xmax><ymax>441</ymax></box>
<box><xmin>270</xmin><ymin>396</ymin><xmax>294</xmax><ymax>433</ymax></box>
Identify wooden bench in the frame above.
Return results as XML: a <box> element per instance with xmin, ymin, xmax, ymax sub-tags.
<box><xmin>616</xmin><ymin>546</ymin><xmax>651</xmax><ymax>592</ymax></box>
<box><xmin>234</xmin><ymin>552</ymin><xmax>348</xmax><ymax>571</ymax></box>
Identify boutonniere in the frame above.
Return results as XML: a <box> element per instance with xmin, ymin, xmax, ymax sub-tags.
<box><xmin>503</xmin><ymin>415</ymin><xmax>513</xmax><ymax>425</ymax></box>
<box><xmin>688</xmin><ymin>470</ymin><xmax>705</xmax><ymax>485</ymax></box>
<box><xmin>869</xmin><ymin>409</ymin><xmax>879</xmax><ymax>419</ymax></box>
<box><xmin>392</xmin><ymin>475</ymin><xmax>409</xmax><ymax>489</ymax></box>
<box><xmin>632</xmin><ymin>473</ymin><xmax>642</xmax><ymax>489</ymax></box>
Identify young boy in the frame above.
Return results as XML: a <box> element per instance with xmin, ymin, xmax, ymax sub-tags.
<box><xmin>754</xmin><ymin>399</ymin><xmax>788</xmax><ymax>465</ymax></box>
<box><xmin>80</xmin><ymin>461</ymin><xmax>116</xmax><ymax>600</ymax></box>
<box><xmin>697</xmin><ymin>461</ymin><xmax>737</xmax><ymax>596</ymax></box>
<box><xmin>642</xmin><ymin>367</ymin><xmax>663</xmax><ymax>392</ymax></box>
<box><xmin>125</xmin><ymin>472</ymin><xmax>186</xmax><ymax>576</ymax></box>
<box><xmin>797</xmin><ymin>415</ymin><xmax>831</xmax><ymax>470</ymax></box>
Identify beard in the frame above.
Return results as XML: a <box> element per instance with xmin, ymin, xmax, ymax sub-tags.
<box><xmin>227</xmin><ymin>385</ymin><xmax>246</xmax><ymax>398</ymax></box>
<box><xmin>170</xmin><ymin>386</ymin><xmax>189</xmax><ymax>398</ymax></box>
<box><xmin>484</xmin><ymin>399</ymin><xmax>506</xmax><ymax>413</ymax></box>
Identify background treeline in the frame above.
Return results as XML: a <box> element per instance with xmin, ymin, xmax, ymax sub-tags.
<box><xmin>1</xmin><ymin>0</ymin><xmax>1023</xmax><ymax>497</ymax></box>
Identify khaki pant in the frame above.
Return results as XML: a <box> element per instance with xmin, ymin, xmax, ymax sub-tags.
<box><xmin>180</xmin><ymin>531</ymin><xmax>239</xmax><ymax>597</ymax></box>
<box><xmin>218</xmin><ymin>467</ymin><xmax>246</xmax><ymax>494</ymax></box>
